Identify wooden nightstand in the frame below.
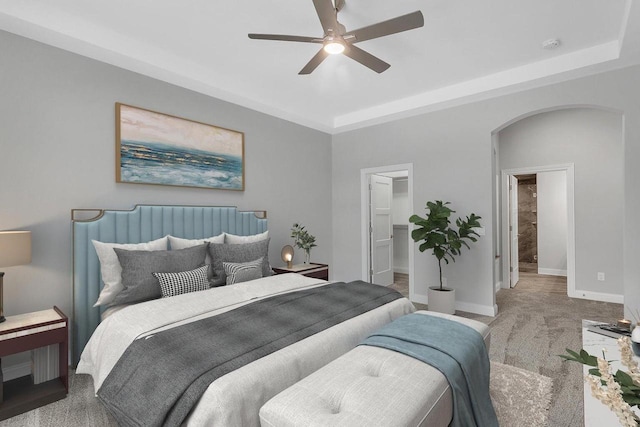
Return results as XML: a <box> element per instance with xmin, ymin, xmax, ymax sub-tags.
<box><xmin>272</xmin><ymin>263</ymin><xmax>329</xmax><ymax>281</ymax></box>
<box><xmin>0</xmin><ymin>306</ymin><xmax>68</xmax><ymax>421</ymax></box>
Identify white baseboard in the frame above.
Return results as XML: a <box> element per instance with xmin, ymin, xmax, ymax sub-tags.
<box><xmin>569</xmin><ymin>289</ymin><xmax>624</xmax><ymax>304</ymax></box>
<box><xmin>456</xmin><ymin>301</ymin><xmax>498</xmax><ymax>317</ymax></box>
<box><xmin>393</xmin><ymin>267</ymin><xmax>409</xmax><ymax>274</ymax></box>
<box><xmin>494</xmin><ymin>281</ymin><xmax>502</xmax><ymax>293</ymax></box>
<box><xmin>2</xmin><ymin>361</ymin><xmax>31</xmax><ymax>382</ymax></box>
<box><xmin>538</xmin><ymin>268</ymin><xmax>567</xmax><ymax>277</ymax></box>
<box><xmin>411</xmin><ymin>293</ymin><xmax>429</xmax><ymax>305</ymax></box>
<box><xmin>410</xmin><ymin>293</ymin><xmax>497</xmax><ymax>316</ymax></box>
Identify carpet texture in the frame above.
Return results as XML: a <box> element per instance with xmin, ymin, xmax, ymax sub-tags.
<box><xmin>491</xmin><ymin>361</ymin><xmax>553</xmax><ymax>427</ymax></box>
<box><xmin>0</xmin><ymin>363</ymin><xmax>551</xmax><ymax>427</ymax></box>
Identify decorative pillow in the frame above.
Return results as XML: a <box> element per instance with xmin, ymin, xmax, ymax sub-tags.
<box><xmin>153</xmin><ymin>265</ymin><xmax>210</xmax><ymax>298</ymax></box>
<box><xmin>110</xmin><ymin>244</ymin><xmax>208</xmax><ymax>307</ymax></box>
<box><xmin>223</xmin><ymin>258</ymin><xmax>264</xmax><ymax>285</ymax></box>
<box><xmin>208</xmin><ymin>239</ymin><xmax>271</xmax><ymax>286</ymax></box>
<box><xmin>168</xmin><ymin>234</ymin><xmax>225</xmax><ymax>265</ymax></box>
<box><xmin>91</xmin><ymin>236</ymin><xmax>168</xmax><ymax>307</ymax></box>
<box><xmin>224</xmin><ymin>230</ymin><xmax>269</xmax><ymax>244</ymax></box>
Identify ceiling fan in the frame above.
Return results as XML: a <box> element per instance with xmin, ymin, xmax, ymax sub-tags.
<box><xmin>248</xmin><ymin>0</ymin><xmax>424</xmax><ymax>75</ymax></box>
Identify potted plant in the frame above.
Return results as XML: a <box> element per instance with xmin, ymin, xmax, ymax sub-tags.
<box><xmin>409</xmin><ymin>200</ymin><xmax>482</xmax><ymax>314</ymax></box>
<box><xmin>290</xmin><ymin>223</ymin><xmax>317</xmax><ymax>264</ymax></box>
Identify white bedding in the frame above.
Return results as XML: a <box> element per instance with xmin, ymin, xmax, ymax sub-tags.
<box><xmin>77</xmin><ymin>274</ymin><xmax>415</xmax><ymax>426</ymax></box>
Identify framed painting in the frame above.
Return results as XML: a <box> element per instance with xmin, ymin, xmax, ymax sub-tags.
<box><xmin>116</xmin><ymin>103</ymin><xmax>244</xmax><ymax>191</ymax></box>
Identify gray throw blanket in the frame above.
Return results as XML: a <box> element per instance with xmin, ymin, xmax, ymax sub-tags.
<box><xmin>98</xmin><ymin>281</ymin><xmax>402</xmax><ymax>427</ymax></box>
<box><xmin>361</xmin><ymin>313</ymin><xmax>498</xmax><ymax>427</ymax></box>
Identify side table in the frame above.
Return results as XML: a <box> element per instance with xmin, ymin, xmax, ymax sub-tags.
<box><xmin>272</xmin><ymin>263</ymin><xmax>329</xmax><ymax>281</ymax></box>
<box><xmin>0</xmin><ymin>306</ymin><xmax>68</xmax><ymax>421</ymax></box>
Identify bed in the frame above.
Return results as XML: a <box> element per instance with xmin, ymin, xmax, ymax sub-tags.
<box><xmin>72</xmin><ymin>205</ymin><xmax>415</xmax><ymax>426</ymax></box>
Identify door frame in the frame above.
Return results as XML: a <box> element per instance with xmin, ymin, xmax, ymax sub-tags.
<box><xmin>360</xmin><ymin>163</ymin><xmax>414</xmax><ymax>299</ymax></box>
<box><xmin>509</xmin><ymin>175</ymin><xmax>520</xmax><ymax>288</ymax></box>
<box><xmin>500</xmin><ymin>163</ymin><xmax>575</xmax><ymax>296</ymax></box>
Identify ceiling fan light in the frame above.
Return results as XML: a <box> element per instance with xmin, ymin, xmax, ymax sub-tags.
<box><xmin>324</xmin><ymin>41</ymin><xmax>345</xmax><ymax>55</ymax></box>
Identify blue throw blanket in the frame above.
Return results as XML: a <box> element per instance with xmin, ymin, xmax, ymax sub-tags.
<box><xmin>361</xmin><ymin>313</ymin><xmax>498</xmax><ymax>427</ymax></box>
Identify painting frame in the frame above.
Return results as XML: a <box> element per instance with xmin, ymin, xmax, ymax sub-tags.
<box><xmin>115</xmin><ymin>103</ymin><xmax>245</xmax><ymax>191</ymax></box>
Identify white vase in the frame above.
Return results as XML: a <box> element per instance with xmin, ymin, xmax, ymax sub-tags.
<box><xmin>632</xmin><ymin>324</ymin><xmax>640</xmax><ymax>356</ymax></box>
<box><xmin>427</xmin><ymin>287</ymin><xmax>456</xmax><ymax>314</ymax></box>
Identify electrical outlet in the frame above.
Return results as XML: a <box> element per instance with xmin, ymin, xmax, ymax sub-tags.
<box><xmin>597</xmin><ymin>272</ymin><xmax>605</xmax><ymax>281</ymax></box>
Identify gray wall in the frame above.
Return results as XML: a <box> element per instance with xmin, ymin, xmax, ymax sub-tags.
<box><xmin>537</xmin><ymin>171</ymin><xmax>568</xmax><ymax>275</ymax></box>
<box><xmin>500</xmin><ymin>109</ymin><xmax>623</xmax><ymax>295</ymax></box>
<box><xmin>0</xmin><ymin>31</ymin><xmax>332</xmax><ymax>342</ymax></box>
<box><xmin>332</xmin><ymin>65</ymin><xmax>640</xmax><ymax>317</ymax></box>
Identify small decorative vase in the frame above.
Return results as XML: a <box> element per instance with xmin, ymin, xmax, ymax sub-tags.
<box><xmin>304</xmin><ymin>250</ymin><xmax>311</xmax><ymax>264</ymax></box>
<box><xmin>632</xmin><ymin>324</ymin><xmax>640</xmax><ymax>357</ymax></box>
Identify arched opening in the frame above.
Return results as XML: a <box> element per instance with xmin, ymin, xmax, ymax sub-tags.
<box><xmin>491</xmin><ymin>106</ymin><xmax>624</xmax><ymax>310</ymax></box>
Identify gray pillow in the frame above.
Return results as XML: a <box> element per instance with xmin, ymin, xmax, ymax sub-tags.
<box><xmin>111</xmin><ymin>244</ymin><xmax>208</xmax><ymax>306</ymax></box>
<box><xmin>223</xmin><ymin>257</ymin><xmax>264</xmax><ymax>285</ymax></box>
<box><xmin>208</xmin><ymin>239</ymin><xmax>271</xmax><ymax>286</ymax></box>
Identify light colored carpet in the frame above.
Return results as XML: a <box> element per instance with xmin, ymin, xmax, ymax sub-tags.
<box><xmin>491</xmin><ymin>361</ymin><xmax>552</xmax><ymax>427</ymax></box>
<box><xmin>1</xmin><ymin>363</ymin><xmax>551</xmax><ymax>427</ymax></box>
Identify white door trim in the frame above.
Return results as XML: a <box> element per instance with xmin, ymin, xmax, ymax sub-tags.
<box><xmin>360</xmin><ymin>164</ymin><xmax>414</xmax><ymax>299</ymax></box>
<box><xmin>501</xmin><ymin>163</ymin><xmax>575</xmax><ymax>297</ymax></box>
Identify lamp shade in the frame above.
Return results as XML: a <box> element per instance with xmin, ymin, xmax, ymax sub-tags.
<box><xmin>0</xmin><ymin>231</ymin><xmax>32</xmax><ymax>268</ymax></box>
<box><xmin>281</xmin><ymin>245</ymin><xmax>294</xmax><ymax>268</ymax></box>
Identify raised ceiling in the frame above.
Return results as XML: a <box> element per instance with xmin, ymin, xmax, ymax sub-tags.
<box><xmin>1</xmin><ymin>0</ymin><xmax>638</xmax><ymax>133</ymax></box>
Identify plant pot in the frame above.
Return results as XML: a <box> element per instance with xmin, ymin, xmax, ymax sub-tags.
<box><xmin>427</xmin><ymin>286</ymin><xmax>456</xmax><ymax>314</ymax></box>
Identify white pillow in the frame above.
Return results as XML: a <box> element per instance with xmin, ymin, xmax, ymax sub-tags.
<box><xmin>224</xmin><ymin>230</ymin><xmax>269</xmax><ymax>244</ymax></box>
<box><xmin>168</xmin><ymin>234</ymin><xmax>225</xmax><ymax>264</ymax></box>
<box><xmin>168</xmin><ymin>234</ymin><xmax>225</xmax><ymax>250</ymax></box>
<box><xmin>91</xmin><ymin>236</ymin><xmax>168</xmax><ymax>307</ymax></box>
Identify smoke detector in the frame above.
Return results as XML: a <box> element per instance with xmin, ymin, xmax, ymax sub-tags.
<box><xmin>542</xmin><ymin>39</ymin><xmax>561</xmax><ymax>50</ymax></box>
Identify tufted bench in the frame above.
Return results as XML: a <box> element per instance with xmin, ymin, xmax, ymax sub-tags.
<box><xmin>259</xmin><ymin>311</ymin><xmax>490</xmax><ymax>427</ymax></box>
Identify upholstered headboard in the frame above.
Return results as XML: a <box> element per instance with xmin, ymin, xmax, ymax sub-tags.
<box><xmin>71</xmin><ymin>205</ymin><xmax>268</xmax><ymax>364</ymax></box>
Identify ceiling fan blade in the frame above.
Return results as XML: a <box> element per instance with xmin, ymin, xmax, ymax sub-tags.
<box><xmin>313</xmin><ymin>0</ymin><xmax>340</xmax><ymax>34</ymax></box>
<box><xmin>299</xmin><ymin>48</ymin><xmax>330</xmax><ymax>75</ymax></box>
<box><xmin>343</xmin><ymin>11</ymin><xmax>424</xmax><ymax>43</ymax></box>
<box><xmin>343</xmin><ymin>45</ymin><xmax>390</xmax><ymax>73</ymax></box>
<box><xmin>248</xmin><ymin>34</ymin><xmax>322</xmax><ymax>43</ymax></box>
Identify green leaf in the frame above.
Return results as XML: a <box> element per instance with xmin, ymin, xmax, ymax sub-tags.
<box><xmin>566</xmin><ymin>349</ymin><xmax>581</xmax><ymax>359</ymax></box>
<box><xmin>588</xmin><ymin>368</ymin><xmax>601</xmax><ymax>377</ymax></box>
<box><xmin>616</xmin><ymin>370</ymin><xmax>636</xmax><ymax>387</ymax></box>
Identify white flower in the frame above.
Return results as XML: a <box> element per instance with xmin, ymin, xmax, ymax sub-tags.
<box><xmin>584</xmin><ymin>354</ymin><xmax>639</xmax><ymax>427</ymax></box>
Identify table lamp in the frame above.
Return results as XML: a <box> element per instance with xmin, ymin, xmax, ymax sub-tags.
<box><xmin>0</xmin><ymin>231</ymin><xmax>32</xmax><ymax>322</ymax></box>
<box><xmin>281</xmin><ymin>245</ymin><xmax>294</xmax><ymax>269</ymax></box>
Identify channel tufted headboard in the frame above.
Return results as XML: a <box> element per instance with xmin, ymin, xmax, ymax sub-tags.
<box><xmin>71</xmin><ymin>205</ymin><xmax>268</xmax><ymax>364</ymax></box>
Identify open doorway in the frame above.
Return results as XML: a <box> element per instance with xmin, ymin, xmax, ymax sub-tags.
<box><xmin>501</xmin><ymin>165</ymin><xmax>575</xmax><ymax>296</ymax></box>
<box><xmin>360</xmin><ymin>164</ymin><xmax>414</xmax><ymax>300</ymax></box>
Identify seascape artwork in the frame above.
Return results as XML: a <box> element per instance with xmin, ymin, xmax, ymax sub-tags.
<box><xmin>116</xmin><ymin>104</ymin><xmax>244</xmax><ymax>190</ymax></box>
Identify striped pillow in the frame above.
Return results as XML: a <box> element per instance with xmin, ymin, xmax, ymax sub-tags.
<box><xmin>153</xmin><ymin>265</ymin><xmax>210</xmax><ymax>298</ymax></box>
<box><xmin>223</xmin><ymin>257</ymin><xmax>264</xmax><ymax>285</ymax></box>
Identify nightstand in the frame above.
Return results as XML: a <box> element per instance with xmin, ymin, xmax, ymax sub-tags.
<box><xmin>272</xmin><ymin>263</ymin><xmax>329</xmax><ymax>281</ymax></box>
<box><xmin>0</xmin><ymin>306</ymin><xmax>68</xmax><ymax>421</ymax></box>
